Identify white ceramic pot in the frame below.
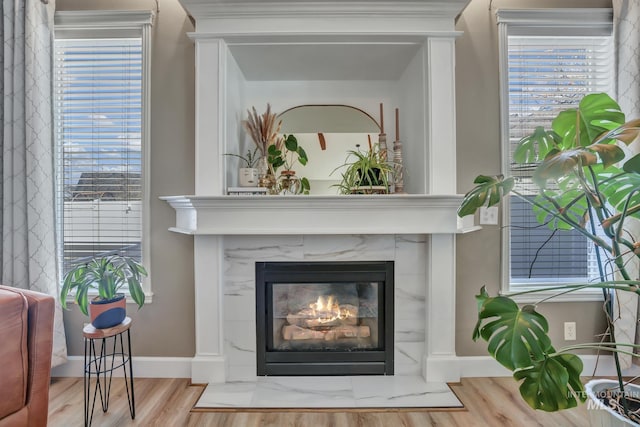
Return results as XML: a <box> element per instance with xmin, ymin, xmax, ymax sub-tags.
<box><xmin>585</xmin><ymin>379</ymin><xmax>640</xmax><ymax>426</ymax></box>
<box><xmin>239</xmin><ymin>168</ymin><xmax>258</xmax><ymax>187</ymax></box>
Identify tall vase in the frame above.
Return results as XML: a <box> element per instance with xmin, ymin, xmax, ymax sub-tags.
<box><xmin>257</xmin><ymin>156</ymin><xmax>276</xmax><ymax>193</ymax></box>
<box><xmin>277</xmin><ymin>170</ymin><xmax>302</xmax><ymax>195</ymax></box>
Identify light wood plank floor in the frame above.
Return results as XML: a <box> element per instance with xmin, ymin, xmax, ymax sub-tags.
<box><xmin>48</xmin><ymin>377</ymin><xmax>590</xmax><ymax>426</ymax></box>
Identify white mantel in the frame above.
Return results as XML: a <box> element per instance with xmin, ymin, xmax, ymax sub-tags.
<box><xmin>161</xmin><ymin>194</ymin><xmax>471</xmax><ymax>235</ymax></box>
<box><xmin>165</xmin><ymin>0</ymin><xmax>473</xmax><ymax>386</ymax></box>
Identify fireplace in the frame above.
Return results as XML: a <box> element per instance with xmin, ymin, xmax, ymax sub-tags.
<box><xmin>256</xmin><ymin>261</ymin><xmax>394</xmax><ymax>376</ymax></box>
<box><xmin>164</xmin><ymin>0</ymin><xmax>470</xmax><ymax>386</ymax></box>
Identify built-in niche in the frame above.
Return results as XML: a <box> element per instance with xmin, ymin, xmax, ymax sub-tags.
<box><xmin>256</xmin><ymin>261</ymin><xmax>394</xmax><ymax>376</ymax></box>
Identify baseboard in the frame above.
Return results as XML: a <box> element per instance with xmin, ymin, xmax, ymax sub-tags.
<box><xmin>51</xmin><ymin>356</ymin><xmax>192</xmax><ymax>378</ymax></box>
<box><xmin>456</xmin><ymin>355</ymin><xmax>640</xmax><ymax>378</ymax></box>
<box><xmin>52</xmin><ymin>354</ymin><xmax>640</xmax><ymax>380</ymax></box>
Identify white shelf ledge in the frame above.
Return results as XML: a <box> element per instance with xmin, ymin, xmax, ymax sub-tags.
<box><xmin>161</xmin><ymin>194</ymin><xmax>468</xmax><ymax>235</ymax></box>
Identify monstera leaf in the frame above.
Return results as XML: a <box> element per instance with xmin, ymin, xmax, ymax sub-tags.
<box><xmin>514</xmin><ymin>127</ymin><xmax>560</xmax><ymax>164</ymax></box>
<box><xmin>474</xmin><ymin>287</ymin><xmax>585</xmax><ymax>412</ymax></box>
<box><xmin>532</xmin><ymin>148</ymin><xmax>598</xmax><ymax>188</ymax></box>
<box><xmin>457</xmin><ymin>175</ymin><xmax>515</xmax><ymax>217</ymax></box>
<box><xmin>531</xmin><ymin>189</ymin><xmax>588</xmax><ymax>231</ymax></box>
<box><xmin>552</xmin><ymin>93</ymin><xmax>625</xmax><ymax>149</ymax></box>
<box><xmin>597</xmin><ymin>162</ymin><xmax>640</xmax><ymax>220</ymax></box>
<box><xmin>593</xmin><ymin>118</ymin><xmax>640</xmax><ymax>146</ymax></box>
<box><xmin>623</xmin><ymin>153</ymin><xmax>640</xmax><ymax>174</ymax></box>
<box><xmin>514</xmin><ymin>353</ymin><xmax>585</xmax><ymax>411</ymax></box>
<box><xmin>473</xmin><ymin>287</ymin><xmax>552</xmax><ymax>371</ymax></box>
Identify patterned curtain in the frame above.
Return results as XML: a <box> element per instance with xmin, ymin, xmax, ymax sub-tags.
<box><xmin>612</xmin><ymin>0</ymin><xmax>640</xmax><ymax>369</ymax></box>
<box><xmin>1</xmin><ymin>0</ymin><xmax>66</xmax><ymax>366</ymax></box>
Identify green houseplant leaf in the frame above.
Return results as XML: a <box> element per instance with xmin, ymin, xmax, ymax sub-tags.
<box><xmin>598</xmin><ymin>165</ymin><xmax>640</xmax><ymax>221</ymax></box>
<box><xmin>623</xmin><ymin>153</ymin><xmax>640</xmax><ymax>174</ymax></box>
<box><xmin>531</xmin><ymin>189</ymin><xmax>588</xmax><ymax>231</ymax></box>
<box><xmin>331</xmin><ymin>144</ymin><xmax>395</xmax><ymax>194</ymax></box>
<box><xmin>552</xmin><ymin>93</ymin><xmax>625</xmax><ymax>149</ymax></box>
<box><xmin>473</xmin><ymin>290</ymin><xmax>551</xmax><ymax>371</ymax></box>
<box><xmin>514</xmin><ymin>353</ymin><xmax>585</xmax><ymax>411</ymax></box>
<box><xmin>460</xmin><ymin>93</ymin><xmax>640</xmax><ymax>419</ymax></box>
<box><xmin>457</xmin><ymin>175</ymin><xmax>514</xmax><ymax>217</ymax></box>
<box><xmin>532</xmin><ymin>148</ymin><xmax>598</xmax><ymax>188</ymax></box>
<box><xmin>60</xmin><ymin>254</ymin><xmax>148</xmax><ymax>316</ymax></box>
<box><xmin>513</xmin><ymin>126</ymin><xmax>560</xmax><ymax>163</ymax></box>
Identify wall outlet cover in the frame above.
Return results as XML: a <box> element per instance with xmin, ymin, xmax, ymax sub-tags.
<box><xmin>479</xmin><ymin>206</ymin><xmax>499</xmax><ymax>225</ymax></box>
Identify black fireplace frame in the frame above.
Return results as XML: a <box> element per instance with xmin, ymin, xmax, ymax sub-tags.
<box><xmin>256</xmin><ymin>261</ymin><xmax>394</xmax><ymax>376</ymax></box>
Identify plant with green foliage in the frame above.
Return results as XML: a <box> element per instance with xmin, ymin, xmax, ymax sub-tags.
<box><xmin>225</xmin><ymin>147</ymin><xmax>260</xmax><ymax>168</ymax></box>
<box><xmin>60</xmin><ymin>254</ymin><xmax>148</xmax><ymax>316</ymax></box>
<box><xmin>332</xmin><ymin>143</ymin><xmax>395</xmax><ymax>194</ymax></box>
<box><xmin>458</xmin><ymin>93</ymin><xmax>640</xmax><ymax>419</ymax></box>
<box><xmin>267</xmin><ymin>134</ymin><xmax>311</xmax><ymax>194</ymax></box>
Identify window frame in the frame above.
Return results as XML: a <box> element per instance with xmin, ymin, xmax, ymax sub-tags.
<box><xmin>496</xmin><ymin>8</ymin><xmax>613</xmax><ymax>302</ymax></box>
<box><xmin>54</xmin><ymin>10</ymin><xmax>154</xmax><ymax>300</ymax></box>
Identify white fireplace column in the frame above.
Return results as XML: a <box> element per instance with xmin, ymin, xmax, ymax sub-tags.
<box><xmin>423</xmin><ymin>35</ymin><xmax>460</xmax><ymax>383</ymax></box>
<box><xmin>192</xmin><ymin>235</ymin><xmax>226</xmax><ymax>383</ymax></box>
<box><xmin>191</xmin><ymin>35</ymin><xmax>228</xmax><ymax>383</ymax></box>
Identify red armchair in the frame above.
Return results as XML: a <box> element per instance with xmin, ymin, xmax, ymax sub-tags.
<box><xmin>0</xmin><ymin>285</ymin><xmax>55</xmax><ymax>427</ymax></box>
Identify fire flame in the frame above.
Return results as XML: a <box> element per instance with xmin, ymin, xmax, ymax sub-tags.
<box><xmin>309</xmin><ymin>295</ymin><xmax>352</xmax><ymax>323</ymax></box>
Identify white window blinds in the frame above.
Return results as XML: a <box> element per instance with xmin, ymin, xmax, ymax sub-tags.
<box><xmin>497</xmin><ymin>9</ymin><xmax>613</xmax><ymax>290</ymax></box>
<box><xmin>54</xmin><ymin>38</ymin><xmax>143</xmax><ymax>272</ymax></box>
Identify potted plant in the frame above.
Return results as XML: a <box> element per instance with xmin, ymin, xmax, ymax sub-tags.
<box><xmin>60</xmin><ymin>254</ymin><xmax>148</xmax><ymax>329</ymax></box>
<box><xmin>243</xmin><ymin>104</ymin><xmax>282</xmax><ymax>189</ymax></box>
<box><xmin>458</xmin><ymin>93</ymin><xmax>640</xmax><ymax>424</ymax></box>
<box><xmin>226</xmin><ymin>147</ymin><xmax>260</xmax><ymax>187</ymax></box>
<box><xmin>267</xmin><ymin>133</ymin><xmax>311</xmax><ymax>194</ymax></box>
<box><xmin>332</xmin><ymin>143</ymin><xmax>395</xmax><ymax>194</ymax></box>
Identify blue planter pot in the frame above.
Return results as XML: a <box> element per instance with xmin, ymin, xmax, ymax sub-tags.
<box><xmin>89</xmin><ymin>294</ymin><xmax>126</xmax><ymax>329</ymax></box>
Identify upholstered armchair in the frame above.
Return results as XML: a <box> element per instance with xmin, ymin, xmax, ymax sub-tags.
<box><xmin>0</xmin><ymin>285</ymin><xmax>55</xmax><ymax>427</ymax></box>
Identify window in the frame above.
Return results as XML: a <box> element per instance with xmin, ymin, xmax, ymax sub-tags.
<box><xmin>497</xmin><ymin>9</ymin><xmax>613</xmax><ymax>299</ymax></box>
<box><xmin>54</xmin><ymin>11</ymin><xmax>153</xmax><ymax>293</ymax></box>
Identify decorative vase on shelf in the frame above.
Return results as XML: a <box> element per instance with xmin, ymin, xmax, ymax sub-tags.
<box><xmin>257</xmin><ymin>156</ymin><xmax>276</xmax><ymax>192</ymax></box>
<box><xmin>238</xmin><ymin>167</ymin><xmax>258</xmax><ymax>187</ymax></box>
<box><xmin>277</xmin><ymin>170</ymin><xmax>302</xmax><ymax>195</ymax></box>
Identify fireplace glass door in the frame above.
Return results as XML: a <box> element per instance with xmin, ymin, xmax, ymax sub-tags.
<box><xmin>256</xmin><ymin>261</ymin><xmax>394</xmax><ymax>376</ymax></box>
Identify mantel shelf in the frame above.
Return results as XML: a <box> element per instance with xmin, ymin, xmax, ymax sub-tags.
<box><xmin>161</xmin><ymin>194</ymin><xmax>470</xmax><ymax>235</ymax></box>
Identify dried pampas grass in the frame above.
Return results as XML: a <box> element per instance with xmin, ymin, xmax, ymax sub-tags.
<box><xmin>243</xmin><ymin>104</ymin><xmax>282</xmax><ymax>156</ymax></box>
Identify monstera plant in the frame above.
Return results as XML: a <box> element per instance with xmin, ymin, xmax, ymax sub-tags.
<box><xmin>458</xmin><ymin>93</ymin><xmax>640</xmax><ymax>421</ymax></box>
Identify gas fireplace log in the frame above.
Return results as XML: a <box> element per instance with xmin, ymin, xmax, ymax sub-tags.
<box><xmin>326</xmin><ymin>325</ymin><xmax>370</xmax><ymax>340</ymax></box>
<box><xmin>282</xmin><ymin>324</ymin><xmax>370</xmax><ymax>341</ymax></box>
<box><xmin>282</xmin><ymin>325</ymin><xmax>327</xmax><ymax>340</ymax></box>
<box><xmin>285</xmin><ymin>304</ymin><xmax>359</xmax><ymax>328</ymax></box>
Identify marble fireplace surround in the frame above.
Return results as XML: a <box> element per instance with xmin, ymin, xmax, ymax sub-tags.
<box><xmin>162</xmin><ymin>195</ymin><xmax>470</xmax><ymax>385</ymax></box>
<box><xmin>164</xmin><ymin>0</ymin><xmax>476</xmax><ymax>391</ymax></box>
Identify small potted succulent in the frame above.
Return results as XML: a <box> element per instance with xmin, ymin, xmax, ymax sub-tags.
<box><xmin>226</xmin><ymin>147</ymin><xmax>260</xmax><ymax>187</ymax></box>
<box><xmin>60</xmin><ymin>254</ymin><xmax>147</xmax><ymax>329</ymax></box>
<box><xmin>332</xmin><ymin>143</ymin><xmax>395</xmax><ymax>194</ymax></box>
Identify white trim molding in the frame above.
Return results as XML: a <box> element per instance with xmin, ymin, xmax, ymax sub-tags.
<box><xmin>52</xmin><ymin>356</ymin><xmax>192</xmax><ymax>378</ymax></box>
<box><xmin>54</xmin><ymin>9</ymin><xmax>155</xmax><ymax>298</ymax></box>
<box><xmin>161</xmin><ymin>194</ymin><xmax>466</xmax><ymax>235</ymax></box>
<box><xmin>432</xmin><ymin>355</ymin><xmax>640</xmax><ymax>380</ymax></box>
<box><xmin>496</xmin><ymin>7</ymin><xmax>614</xmax><ymax>300</ymax></box>
<box><xmin>52</xmin><ymin>354</ymin><xmax>639</xmax><ymax>381</ymax></box>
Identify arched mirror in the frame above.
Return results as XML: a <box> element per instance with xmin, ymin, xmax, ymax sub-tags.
<box><xmin>278</xmin><ymin>105</ymin><xmax>382</xmax><ymax>194</ymax></box>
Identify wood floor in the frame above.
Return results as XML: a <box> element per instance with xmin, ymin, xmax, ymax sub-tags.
<box><xmin>48</xmin><ymin>377</ymin><xmax>590</xmax><ymax>426</ymax></box>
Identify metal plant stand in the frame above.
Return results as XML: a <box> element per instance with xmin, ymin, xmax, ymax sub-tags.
<box><xmin>83</xmin><ymin>317</ymin><xmax>135</xmax><ymax>427</ymax></box>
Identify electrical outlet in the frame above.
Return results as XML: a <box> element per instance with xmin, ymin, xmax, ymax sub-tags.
<box><xmin>564</xmin><ymin>322</ymin><xmax>576</xmax><ymax>341</ymax></box>
<box><xmin>479</xmin><ymin>206</ymin><xmax>499</xmax><ymax>225</ymax></box>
